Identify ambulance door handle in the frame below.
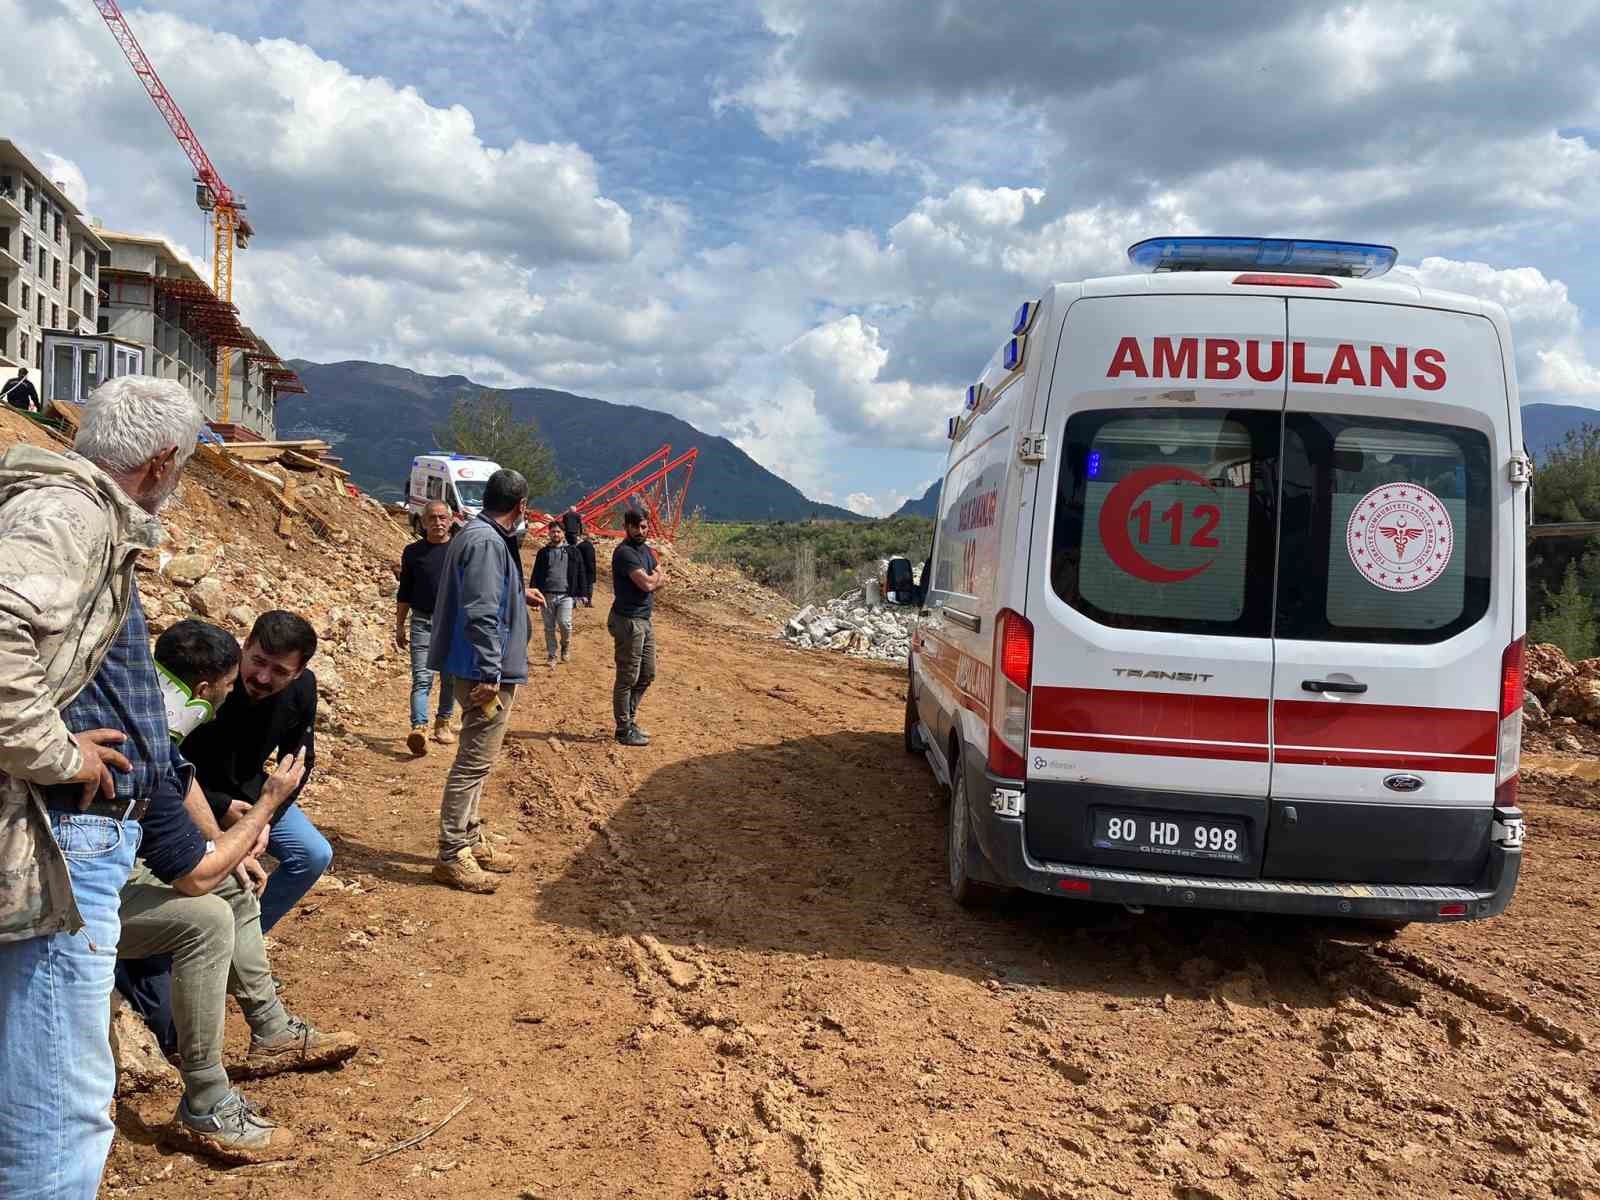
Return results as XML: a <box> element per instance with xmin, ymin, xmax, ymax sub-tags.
<box><xmin>1301</xmin><ymin>679</ymin><xmax>1367</xmax><ymax>695</ymax></box>
<box><xmin>945</xmin><ymin>608</ymin><xmax>981</xmax><ymax>633</ymax></box>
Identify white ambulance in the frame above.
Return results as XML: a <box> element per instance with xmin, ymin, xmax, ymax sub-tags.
<box><xmin>899</xmin><ymin>237</ymin><xmax>1527</xmax><ymax>924</ymax></box>
<box><xmin>404</xmin><ymin>453</ymin><xmax>500</xmax><ymax>534</ymax></box>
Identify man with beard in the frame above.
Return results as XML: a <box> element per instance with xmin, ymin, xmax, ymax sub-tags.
<box><xmin>181</xmin><ymin>611</ymin><xmax>327</xmax><ymax>933</ymax></box>
<box><xmin>608</xmin><ymin>509</ymin><xmax>666</xmax><ymax>747</ymax></box>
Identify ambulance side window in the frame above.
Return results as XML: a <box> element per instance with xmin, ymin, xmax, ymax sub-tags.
<box><xmin>1050</xmin><ymin>409</ymin><xmax>1279</xmax><ymax>636</ymax></box>
<box><xmin>1277</xmin><ymin>416</ymin><xmax>1490</xmax><ymax>643</ymax></box>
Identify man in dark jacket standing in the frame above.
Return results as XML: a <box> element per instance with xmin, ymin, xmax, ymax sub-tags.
<box><xmin>608</xmin><ymin>510</ymin><xmax>666</xmax><ymax>747</ymax></box>
<box><xmin>0</xmin><ymin>367</ymin><xmax>39</xmax><ymax>413</ymax></box>
<box><xmin>427</xmin><ymin>470</ymin><xmax>542</xmax><ymax>893</ymax></box>
<box><xmin>396</xmin><ymin>500</ymin><xmax>457</xmax><ymax>755</ymax></box>
<box><xmin>532</xmin><ymin>522</ymin><xmax>590</xmax><ymax>666</ymax></box>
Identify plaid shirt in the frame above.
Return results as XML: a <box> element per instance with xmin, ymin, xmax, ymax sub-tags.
<box><xmin>45</xmin><ymin>582</ymin><xmax>204</xmax><ymax>883</ymax></box>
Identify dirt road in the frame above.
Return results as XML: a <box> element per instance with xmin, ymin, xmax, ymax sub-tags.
<box><xmin>105</xmin><ymin>580</ymin><xmax>1600</xmax><ymax>1200</ymax></box>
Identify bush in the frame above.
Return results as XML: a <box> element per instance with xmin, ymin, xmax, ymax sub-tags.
<box><xmin>1530</xmin><ymin>563</ymin><xmax>1598</xmax><ymax>662</ymax></box>
<box><xmin>686</xmin><ymin>517</ymin><xmax>935</xmax><ymax>603</ymax></box>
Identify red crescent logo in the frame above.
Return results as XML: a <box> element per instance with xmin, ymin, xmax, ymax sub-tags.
<box><xmin>1098</xmin><ymin>464</ymin><xmax>1218</xmax><ymax>584</ymax></box>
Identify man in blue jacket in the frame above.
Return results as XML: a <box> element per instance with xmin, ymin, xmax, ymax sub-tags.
<box><xmin>427</xmin><ymin>469</ymin><xmax>542</xmax><ymax>893</ymax></box>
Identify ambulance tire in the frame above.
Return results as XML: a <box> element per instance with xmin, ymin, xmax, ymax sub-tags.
<box><xmin>947</xmin><ymin>761</ymin><xmax>999</xmax><ymax>909</ymax></box>
<box><xmin>904</xmin><ymin>688</ymin><xmax>925</xmax><ymax>754</ymax></box>
<box><xmin>410</xmin><ymin>513</ymin><xmax>424</xmax><ymax>538</ymax></box>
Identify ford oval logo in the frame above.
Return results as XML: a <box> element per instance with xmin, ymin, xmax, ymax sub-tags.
<box><xmin>1384</xmin><ymin>773</ymin><xmax>1424</xmax><ymax>793</ymax></box>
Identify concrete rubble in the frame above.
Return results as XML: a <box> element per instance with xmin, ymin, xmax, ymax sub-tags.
<box><xmin>783</xmin><ymin>589</ymin><xmax>914</xmax><ymax>662</ymax></box>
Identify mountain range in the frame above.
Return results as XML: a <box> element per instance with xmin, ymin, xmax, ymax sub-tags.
<box><xmin>276</xmin><ymin>361</ymin><xmax>863</xmax><ymax>522</ymax></box>
<box><xmin>890</xmin><ymin>402</ymin><xmax>1600</xmax><ymax>520</ymax></box>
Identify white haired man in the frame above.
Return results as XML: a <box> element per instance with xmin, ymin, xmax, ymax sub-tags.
<box><xmin>0</xmin><ymin>377</ymin><xmax>276</xmax><ymax>1195</ymax></box>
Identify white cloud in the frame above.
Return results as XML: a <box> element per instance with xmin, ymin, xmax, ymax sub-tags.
<box><xmin>810</xmin><ymin>137</ymin><xmax>913</xmax><ymax>177</ymax></box>
<box><xmin>1395</xmin><ymin>256</ymin><xmax>1600</xmax><ymax>398</ymax></box>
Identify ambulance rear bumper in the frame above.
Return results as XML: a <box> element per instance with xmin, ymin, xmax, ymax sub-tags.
<box><xmin>971</xmin><ymin>790</ymin><xmax>1522</xmax><ymax>922</ymax></box>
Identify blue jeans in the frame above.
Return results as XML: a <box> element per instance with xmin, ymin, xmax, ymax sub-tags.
<box><xmin>409</xmin><ymin>612</ymin><xmax>455</xmax><ymax>728</ymax></box>
<box><xmin>259</xmin><ymin>802</ymin><xmax>333</xmax><ymax>933</ymax></box>
<box><xmin>0</xmin><ymin>812</ymin><xmax>140</xmax><ymax>1200</ymax></box>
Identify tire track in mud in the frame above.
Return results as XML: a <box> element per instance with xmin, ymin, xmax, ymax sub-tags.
<box><xmin>530</xmin><ymin>675</ymin><xmax>887</xmax><ymax>1200</ymax></box>
<box><xmin>1370</xmin><ymin>943</ymin><xmax>1590</xmax><ymax>1051</ymax></box>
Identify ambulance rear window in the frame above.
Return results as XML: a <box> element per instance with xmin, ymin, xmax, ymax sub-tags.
<box><xmin>1276</xmin><ymin>415</ymin><xmax>1490</xmax><ymax>643</ymax></box>
<box><xmin>1051</xmin><ymin>409</ymin><xmax>1280</xmax><ymax>636</ymax></box>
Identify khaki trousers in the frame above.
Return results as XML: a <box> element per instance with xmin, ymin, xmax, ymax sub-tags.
<box><xmin>117</xmin><ymin>862</ymin><xmax>286</xmax><ymax>1100</ymax></box>
<box><xmin>607</xmin><ymin>612</ymin><xmax>655</xmax><ymax>729</ymax></box>
<box><xmin>438</xmin><ymin>680</ymin><xmax>517</xmax><ymax>861</ymax></box>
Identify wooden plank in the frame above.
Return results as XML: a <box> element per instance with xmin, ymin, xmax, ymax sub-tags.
<box><xmin>220</xmin><ymin>439</ymin><xmax>332</xmax><ymax>451</ymax></box>
<box><xmin>46</xmin><ymin>400</ymin><xmax>81</xmax><ymax>434</ymax></box>
<box><xmin>283</xmin><ymin>449</ymin><xmax>351</xmax><ymax>478</ymax></box>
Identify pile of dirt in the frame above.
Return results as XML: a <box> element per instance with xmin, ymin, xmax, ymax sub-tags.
<box><xmin>1520</xmin><ymin>642</ymin><xmax>1600</xmax><ymax>755</ymax></box>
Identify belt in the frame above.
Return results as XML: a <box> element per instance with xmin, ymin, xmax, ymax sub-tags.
<box><xmin>45</xmin><ymin>795</ymin><xmax>150</xmax><ymax>821</ymax></box>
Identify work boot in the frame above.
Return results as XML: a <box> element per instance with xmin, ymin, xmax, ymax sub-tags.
<box><xmin>170</xmin><ymin>1090</ymin><xmax>296</xmax><ymax>1165</ymax></box>
<box><xmin>238</xmin><ymin>1016</ymin><xmax>360</xmax><ymax>1079</ymax></box>
<box><xmin>617</xmin><ymin>724</ymin><xmax>649</xmax><ymax>747</ymax></box>
<box><xmin>559</xmin><ymin>646</ymin><xmax>571</xmax><ymax>663</ymax></box>
<box><xmin>407</xmin><ymin>725</ymin><xmax>428</xmax><ymax>756</ymax></box>
<box><xmin>474</xmin><ymin>836</ymin><xmax>518</xmax><ymax>874</ymax></box>
<box><xmin>432</xmin><ymin>847</ymin><xmax>498</xmax><ymax>894</ymax></box>
<box><xmin>432</xmin><ymin>717</ymin><xmax>456</xmax><ymax>746</ymax></box>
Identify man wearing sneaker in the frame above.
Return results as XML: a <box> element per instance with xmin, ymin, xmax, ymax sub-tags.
<box><xmin>116</xmin><ymin>745</ymin><xmax>359</xmax><ymax>1163</ymax></box>
<box><xmin>396</xmin><ymin>499</ymin><xmax>457</xmax><ymax>755</ymax></box>
<box><xmin>532</xmin><ymin>521</ymin><xmax>589</xmax><ymax>667</ymax></box>
<box><xmin>428</xmin><ymin>469</ymin><xmax>539</xmax><ymax>893</ymax></box>
<box><xmin>608</xmin><ymin>510</ymin><xmax>665</xmax><ymax>747</ymax></box>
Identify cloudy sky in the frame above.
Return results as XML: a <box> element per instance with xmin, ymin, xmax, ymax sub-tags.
<box><xmin>4</xmin><ymin>1</ymin><xmax>1599</xmax><ymax>514</ymax></box>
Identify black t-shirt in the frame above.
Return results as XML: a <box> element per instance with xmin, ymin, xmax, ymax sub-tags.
<box><xmin>183</xmin><ymin>671</ymin><xmax>317</xmax><ymax>822</ymax></box>
<box><xmin>398</xmin><ymin>537</ymin><xmax>451</xmax><ymax>616</ymax></box>
<box><xmin>611</xmin><ymin>539</ymin><xmax>657</xmax><ymax>619</ymax></box>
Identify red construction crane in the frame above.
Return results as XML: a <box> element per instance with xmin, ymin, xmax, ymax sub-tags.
<box><xmin>92</xmin><ymin>0</ymin><xmax>253</xmax><ymax>421</ymax></box>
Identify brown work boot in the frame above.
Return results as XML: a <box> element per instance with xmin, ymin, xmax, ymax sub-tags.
<box><xmin>237</xmin><ymin>1016</ymin><xmax>360</xmax><ymax>1079</ymax></box>
<box><xmin>432</xmin><ymin>717</ymin><xmax>456</xmax><ymax>746</ymax></box>
<box><xmin>407</xmin><ymin>725</ymin><xmax>428</xmax><ymax>756</ymax></box>
<box><xmin>169</xmin><ymin>1090</ymin><xmax>296</xmax><ymax>1165</ymax></box>
<box><xmin>474</xmin><ymin>836</ymin><xmax>518</xmax><ymax>874</ymax></box>
<box><xmin>432</xmin><ymin>847</ymin><xmax>498</xmax><ymax>893</ymax></box>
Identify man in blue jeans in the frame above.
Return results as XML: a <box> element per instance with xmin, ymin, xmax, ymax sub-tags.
<box><xmin>0</xmin><ymin>375</ymin><xmax>207</xmax><ymax>1198</ymax></box>
<box><xmin>181</xmin><ymin>612</ymin><xmax>326</xmax><ymax>934</ymax></box>
<box><xmin>396</xmin><ymin>499</ymin><xmax>456</xmax><ymax>756</ymax></box>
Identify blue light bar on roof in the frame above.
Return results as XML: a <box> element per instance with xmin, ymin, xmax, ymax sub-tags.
<box><xmin>1127</xmin><ymin>237</ymin><xmax>1398</xmax><ymax>279</ymax></box>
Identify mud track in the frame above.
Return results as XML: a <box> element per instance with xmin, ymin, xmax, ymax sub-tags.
<box><xmin>106</xmin><ymin>583</ymin><xmax>1600</xmax><ymax>1199</ymax></box>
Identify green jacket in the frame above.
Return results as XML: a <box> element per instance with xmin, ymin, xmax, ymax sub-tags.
<box><xmin>0</xmin><ymin>445</ymin><xmax>164</xmax><ymax>943</ymax></box>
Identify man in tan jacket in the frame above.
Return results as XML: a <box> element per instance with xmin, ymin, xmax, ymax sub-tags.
<box><xmin>0</xmin><ymin>377</ymin><xmax>210</xmax><ymax>1198</ymax></box>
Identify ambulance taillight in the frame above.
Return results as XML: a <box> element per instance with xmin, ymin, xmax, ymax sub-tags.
<box><xmin>989</xmin><ymin>609</ymin><xmax>1033</xmax><ymax>779</ymax></box>
<box><xmin>1496</xmin><ymin>637</ymin><xmax>1525</xmax><ymax>809</ymax></box>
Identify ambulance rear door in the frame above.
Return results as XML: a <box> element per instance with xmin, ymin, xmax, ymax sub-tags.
<box><xmin>1024</xmin><ymin>293</ymin><xmax>1287</xmax><ymax>878</ymax></box>
<box><xmin>1265</xmin><ymin>298</ymin><xmax>1514</xmax><ymax>886</ymax></box>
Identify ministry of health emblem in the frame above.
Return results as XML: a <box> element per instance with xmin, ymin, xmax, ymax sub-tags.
<box><xmin>1346</xmin><ymin>484</ymin><xmax>1453</xmax><ymax>593</ymax></box>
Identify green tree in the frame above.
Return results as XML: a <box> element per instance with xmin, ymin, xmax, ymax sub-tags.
<box><xmin>433</xmin><ymin>391</ymin><xmax>560</xmax><ymax>501</ymax></box>
<box><xmin>1530</xmin><ymin>562</ymin><xmax>1598</xmax><ymax>661</ymax></box>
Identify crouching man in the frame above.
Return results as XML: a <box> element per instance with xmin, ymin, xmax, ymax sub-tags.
<box><xmin>182</xmin><ymin>612</ymin><xmax>327</xmax><ymax>933</ymax></box>
<box><xmin>116</xmin><ymin>741</ymin><xmax>358</xmax><ymax>1162</ymax></box>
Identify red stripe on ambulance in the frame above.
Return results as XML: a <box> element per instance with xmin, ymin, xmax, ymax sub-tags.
<box><xmin>1106</xmin><ymin>337</ymin><xmax>1446</xmax><ymax>391</ymax></box>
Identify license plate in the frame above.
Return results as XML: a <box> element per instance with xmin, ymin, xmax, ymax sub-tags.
<box><xmin>1092</xmin><ymin>810</ymin><xmax>1248</xmax><ymax>864</ymax></box>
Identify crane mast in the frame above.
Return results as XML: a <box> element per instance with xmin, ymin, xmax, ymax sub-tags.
<box><xmin>91</xmin><ymin>0</ymin><xmax>252</xmax><ymax>422</ymax></box>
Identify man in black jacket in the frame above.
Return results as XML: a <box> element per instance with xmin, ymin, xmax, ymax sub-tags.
<box><xmin>532</xmin><ymin>522</ymin><xmax>590</xmax><ymax>665</ymax></box>
<box><xmin>182</xmin><ymin>612</ymin><xmax>326</xmax><ymax>932</ymax></box>
<box><xmin>0</xmin><ymin>368</ymin><xmax>39</xmax><ymax>413</ymax></box>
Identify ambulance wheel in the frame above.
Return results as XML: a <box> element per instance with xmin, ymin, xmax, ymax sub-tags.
<box><xmin>410</xmin><ymin>513</ymin><xmax>423</xmax><ymax>538</ymax></box>
<box><xmin>904</xmin><ymin>689</ymin><xmax>925</xmax><ymax>754</ymax></box>
<box><xmin>947</xmin><ymin>765</ymin><xmax>997</xmax><ymax>908</ymax></box>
